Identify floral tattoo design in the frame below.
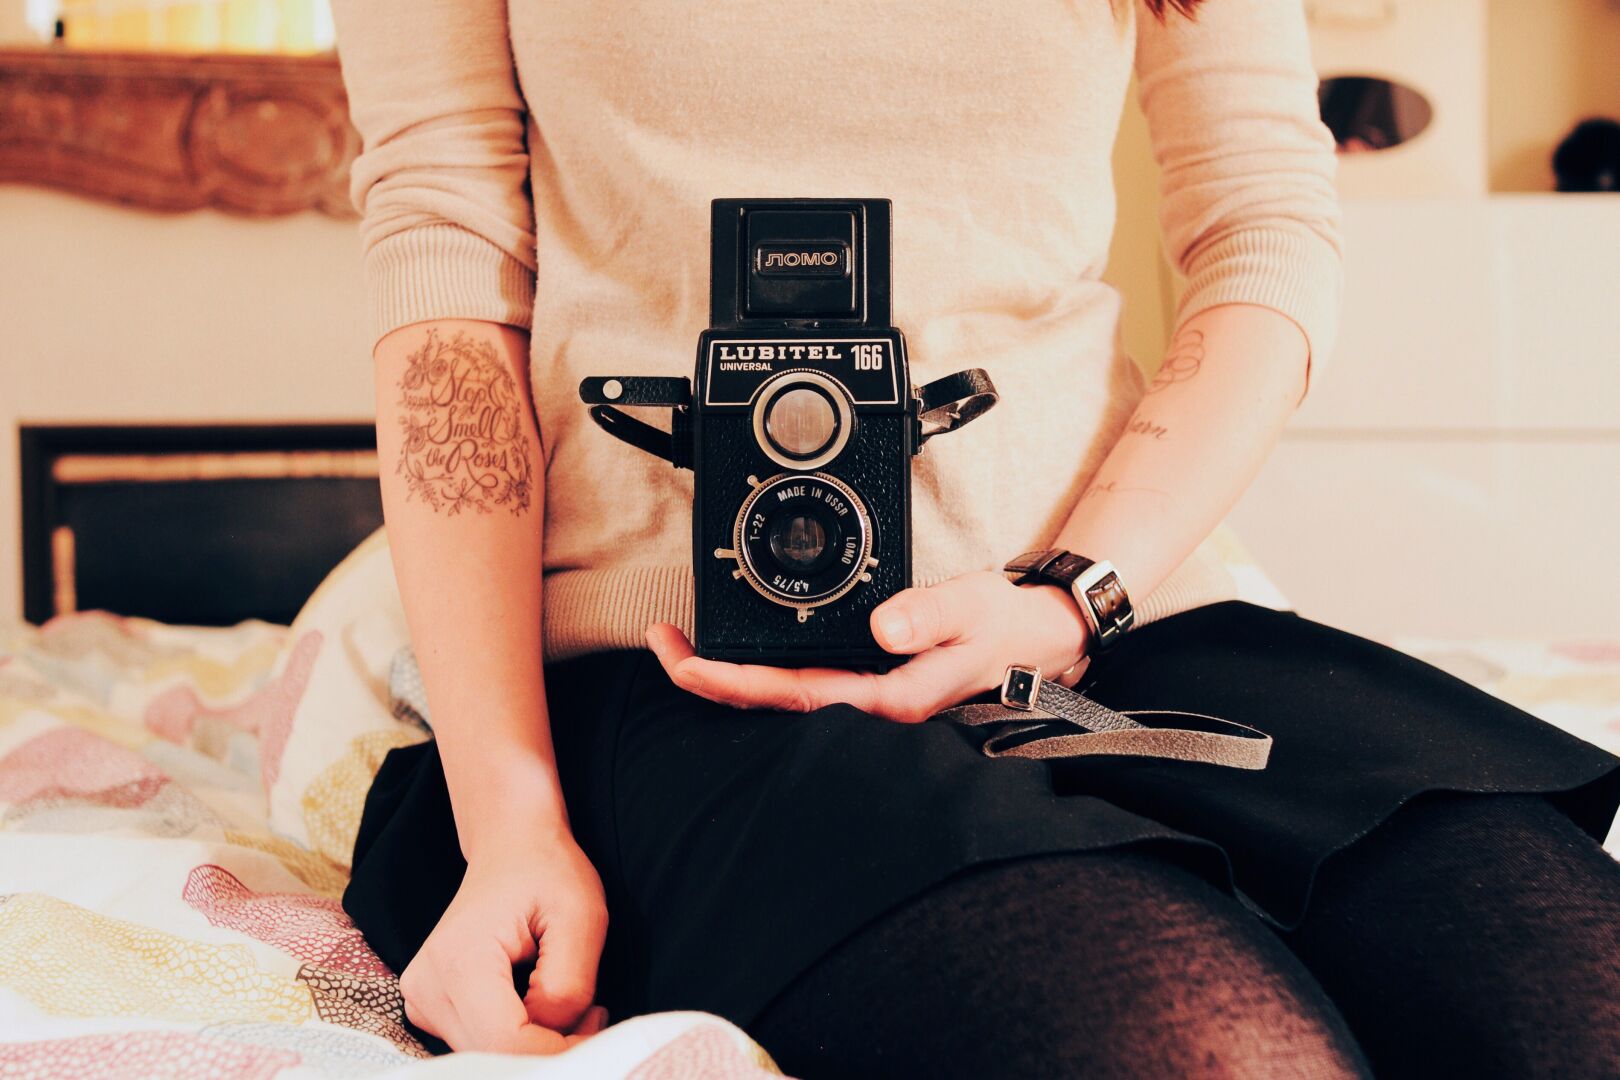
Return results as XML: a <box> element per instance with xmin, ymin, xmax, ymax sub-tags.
<box><xmin>395</xmin><ymin>330</ymin><xmax>532</xmax><ymax>516</ymax></box>
<box><xmin>1147</xmin><ymin>327</ymin><xmax>1205</xmax><ymax>395</ymax></box>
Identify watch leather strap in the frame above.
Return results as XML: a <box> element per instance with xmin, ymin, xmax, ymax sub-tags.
<box><xmin>934</xmin><ymin>665</ymin><xmax>1273</xmax><ymax>771</ymax></box>
<box><xmin>1005</xmin><ymin>549</ymin><xmax>1136</xmax><ymax>652</ymax></box>
<box><xmin>1004</xmin><ymin>549</ymin><xmax>1096</xmax><ymax>584</ymax></box>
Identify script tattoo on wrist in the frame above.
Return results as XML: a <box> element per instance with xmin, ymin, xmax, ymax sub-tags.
<box><xmin>1147</xmin><ymin>327</ymin><xmax>1205</xmax><ymax>395</ymax></box>
<box><xmin>395</xmin><ymin>329</ymin><xmax>533</xmax><ymax>516</ymax></box>
<box><xmin>1124</xmin><ymin>417</ymin><xmax>1169</xmax><ymax>440</ymax></box>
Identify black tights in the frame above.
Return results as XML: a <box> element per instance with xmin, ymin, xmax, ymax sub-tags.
<box><xmin>751</xmin><ymin>793</ymin><xmax>1620</xmax><ymax>1079</ymax></box>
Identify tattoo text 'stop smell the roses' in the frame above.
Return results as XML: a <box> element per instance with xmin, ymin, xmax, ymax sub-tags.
<box><xmin>395</xmin><ymin>330</ymin><xmax>533</xmax><ymax>516</ymax></box>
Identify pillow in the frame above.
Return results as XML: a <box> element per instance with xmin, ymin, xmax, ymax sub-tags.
<box><xmin>263</xmin><ymin>528</ymin><xmax>427</xmax><ymax>869</ymax></box>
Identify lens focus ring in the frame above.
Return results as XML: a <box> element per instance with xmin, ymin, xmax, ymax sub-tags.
<box><xmin>731</xmin><ymin>472</ymin><xmax>874</xmax><ymax>610</ymax></box>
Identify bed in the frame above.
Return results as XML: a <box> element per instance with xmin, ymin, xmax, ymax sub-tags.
<box><xmin>3</xmin><ymin>531</ymin><xmax>1617</xmax><ymax>1078</ymax></box>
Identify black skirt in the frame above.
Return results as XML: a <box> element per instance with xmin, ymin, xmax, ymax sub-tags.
<box><xmin>343</xmin><ymin>601</ymin><xmax>1620</xmax><ymax>1037</ymax></box>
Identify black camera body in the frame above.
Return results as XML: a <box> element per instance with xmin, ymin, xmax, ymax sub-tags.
<box><xmin>580</xmin><ymin>198</ymin><xmax>995</xmax><ymax>667</ymax></box>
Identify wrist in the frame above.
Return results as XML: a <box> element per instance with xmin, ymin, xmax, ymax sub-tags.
<box><xmin>447</xmin><ymin>757</ymin><xmax>574</xmax><ymax>862</ymax></box>
<box><xmin>1023</xmin><ymin>583</ymin><xmax>1090</xmax><ymax>674</ymax></box>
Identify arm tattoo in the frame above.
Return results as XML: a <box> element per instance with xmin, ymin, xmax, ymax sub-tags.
<box><xmin>1124</xmin><ymin>418</ymin><xmax>1169</xmax><ymax>440</ymax></box>
<box><xmin>1078</xmin><ymin>479</ymin><xmax>1168</xmax><ymax>503</ymax></box>
<box><xmin>1147</xmin><ymin>327</ymin><xmax>1205</xmax><ymax>395</ymax></box>
<box><xmin>395</xmin><ymin>329</ymin><xmax>534</xmax><ymax>516</ymax></box>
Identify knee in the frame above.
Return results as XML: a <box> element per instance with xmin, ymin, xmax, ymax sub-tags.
<box><xmin>1052</xmin><ymin>852</ymin><xmax>1373</xmax><ymax>1079</ymax></box>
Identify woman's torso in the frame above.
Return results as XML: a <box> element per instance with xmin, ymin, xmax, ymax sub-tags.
<box><xmin>509</xmin><ymin>2</ymin><xmax>1210</xmax><ymax>656</ymax></box>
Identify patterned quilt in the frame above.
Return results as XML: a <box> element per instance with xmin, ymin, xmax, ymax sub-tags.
<box><xmin>2</xmin><ymin>596</ymin><xmax>1617</xmax><ymax>1078</ymax></box>
<box><xmin>0</xmin><ymin>612</ymin><xmax>780</xmax><ymax>1079</ymax></box>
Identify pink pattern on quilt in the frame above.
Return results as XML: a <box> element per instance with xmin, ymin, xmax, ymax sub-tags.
<box><xmin>181</xmin><ymin>864</ymin><xmax>389</xmax><ymax>977</ymax></box>
<box><xmin>0</xmin><ymin>1030</ymin><xmax>297</xmax><ymax>1079</ymax></box>
<box><xmin>141</xmin><ymin>630</ymin><xmax>322</xmax><ymax>791</ymax></box>
<box><xmin>1553</xmin><ymin>642</ymin><xmax>1620</xmax><ymax>664</ymax></box>
<box><xmin>0</xmin><ymin>728</ymin><xmax>166</xmax><ymax>809</ymax></box>
<box><xmin>180</xmin><ymin>865</ymin><xmax>426</xmax><ymax>1057</ymax></box>
<box><xmin>626</xmin><ymin>1024</ymin><xmax>782</xmax><ymax>1080</ymax></box>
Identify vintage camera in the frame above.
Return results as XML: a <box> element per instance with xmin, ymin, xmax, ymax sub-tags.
<box><xmin>579</xmin><ymin>198</ymin><xmax>996</xmax><ymax>666</ymax></box>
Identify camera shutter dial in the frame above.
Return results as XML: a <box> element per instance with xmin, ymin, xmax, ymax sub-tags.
<box><xmin>751</xmin><ymin>370</ymin><xmax>854</xmax><ymax>470</ymax></box>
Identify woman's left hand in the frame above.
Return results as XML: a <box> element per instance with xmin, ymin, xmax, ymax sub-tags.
<box><xmin>646</xmin><ymin>571</ymin><xmax>1089</xmax><ymax>724</ymax></box>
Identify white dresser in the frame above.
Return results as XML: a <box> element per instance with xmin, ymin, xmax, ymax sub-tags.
<box><xmin>1227</xmin><ymin>195</ymin><xmax>1620</xmax><ymax>640</ymax></box>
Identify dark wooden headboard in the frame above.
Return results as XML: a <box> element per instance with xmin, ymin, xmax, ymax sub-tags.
<box><xmin>20</xmin><ymin>424</ymin><xmax>385</xmax><ymax>627</ymax></box>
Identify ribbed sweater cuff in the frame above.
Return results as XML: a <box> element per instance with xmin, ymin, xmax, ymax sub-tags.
<box><xmin>1175</xmin><ymin>226</ymin><xmax>1343</xmax><ymax>381</ymax></box>
<box><xmin>363</xmin><ymin>223</ymin><xmax>536</xmax><ymax>345</ymax></box>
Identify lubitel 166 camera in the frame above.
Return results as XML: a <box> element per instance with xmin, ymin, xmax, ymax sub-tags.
<box><xmin>579</xmin><ymin>198</ymin><xmax>997</xmax><ymax>666</ymax></box>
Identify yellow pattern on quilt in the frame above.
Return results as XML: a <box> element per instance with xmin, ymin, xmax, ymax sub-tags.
<box><xmin>142</xmin><ymin>637</ymin><xmax>284</xmax><ymax>700</ymax></box>
<box><xmin>302</xmin><ymin>728</ymin><xmax>425</xmax><ymax>868</ymax></box>
<box><xmin>0</xmin><ymin>893</ymin><xmax>313</xmax><ymax>1023</ymax></box>
<box><xmin>224</xmin><ymin>830</ymin><xmax>349</xmax><ymax>899</ymax></box>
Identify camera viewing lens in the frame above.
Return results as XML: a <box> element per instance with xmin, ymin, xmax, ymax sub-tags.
<box><xmin>765</xmin><ymin>387</ymin><xmax>837</xmax><ymax>458</ymax></box>
<box><xmin>768</xmin><ymin>511</ymin><xmax>828</xmax><ymax>571</ymax></box>
<box><xmin>751</xmin><ymin>372</ymin><xmax>853</xmax><ymax>470</ymax></box>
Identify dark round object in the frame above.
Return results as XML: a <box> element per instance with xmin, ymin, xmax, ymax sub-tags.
<box><xmin>734</xmin><ymin>472</ymin><xmax>872</xmax><ymax>607</ymax></box>
<box><xmin>764</xmin><ymin>387</ymin><xmax>839</xmax><ymax>459</ymax></box>
<box><xmin>1553</xmin><ymin>118</ymin><xmax>1620</xmax><ymax>193</ymax></box>
<box><xmin>767</xmin><ymin>510</ymin><xmax>829</xmax><ymax>572</ymax></box>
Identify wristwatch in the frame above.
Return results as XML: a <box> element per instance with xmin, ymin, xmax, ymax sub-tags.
<box><xmin>1003</xmin><ymin>549</ymin><xmax>1136</xmax><ymax>653</ymax></box>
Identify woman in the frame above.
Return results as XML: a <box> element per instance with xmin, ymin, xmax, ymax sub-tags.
<box><xmin>331</xmin><ymin>0</ymin><xmax>1620</xmax><ymax>1075</ymax></box>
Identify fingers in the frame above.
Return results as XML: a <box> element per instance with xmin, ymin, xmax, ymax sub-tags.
<box><xmin>523</xmin><ymin>899</ymin><xmax>609</xmax><ymax>1032</ymax></box>
<box><xmin>871</xmin><ymin>580</ymin><xmax>980</xmax><ymax>655</ymax></box>
<box><xmin>858</xmin><ymin>644</ymin><xmax>983</xmax><ymax>724</ymax></box>
<box><xmin>647</xmin><ymin>623</ymin><xmax>880</xmax><ymax>714</ymax></box>
<box><xmin>571</xmin><ymin>1005</ymin><xmax>610</xmax><ymax>1037</ymax></box>
<box><xmin>647</xmin><ymin>572</ymin><xmax>1006</xmax><ymax>723</ymax></box>
<box><xmin>411</xmin><ymin>940</ymin><xmax>571</xmax><ymax>1055</ymax></box>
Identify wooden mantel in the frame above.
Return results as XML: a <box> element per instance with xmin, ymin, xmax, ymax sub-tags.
<box><xmin>0</xmin><ymin>48</ymin><xmax>358</xmax><ymax>217</ymax></box>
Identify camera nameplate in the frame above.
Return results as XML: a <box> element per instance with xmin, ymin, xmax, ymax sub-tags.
<box><xmin>703</xmin><ymin>336</ymin><xmax>901</xmax><ymax>408</ymax></box>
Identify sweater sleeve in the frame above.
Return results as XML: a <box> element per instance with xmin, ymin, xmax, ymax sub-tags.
<box><xmin>332</xmin><ymin>0</ymin><xmax>536</xmax><ymax>345</ymax></box>
<box><xmin>1135</xmin><ymin>0</ymin><xmax>1344</xmax><ymax>378</ymax></box>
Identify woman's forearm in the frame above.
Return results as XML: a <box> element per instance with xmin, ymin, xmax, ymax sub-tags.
<box><xmin>1053</xmin><ymin>303</ymin><xmax>1309</xmax><ymax>603</ymax></box>
<box><xmin>373</xmin><ymin>318</ymin><xmax>564</xmax><ymax>859</ymax></box>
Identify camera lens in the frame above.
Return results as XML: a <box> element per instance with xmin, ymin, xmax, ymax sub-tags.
<box><xmin>732</xmin><ymin>472</ymin><xmax>875</xmax><ymax>610</ymax></box>
<box><xmin>751</xmin><ymin>371</ymin><xmax>853</xmax><ymax>470</ymax></box>
<box><xmin>765</xmin><ymin>388</ymin><xmax>837</xmax><ymax>458</ymax></box>
<box><xmin>767</xmin><ymin>509</ymin><xmax>830</xmax><ymax>573</ymax></box>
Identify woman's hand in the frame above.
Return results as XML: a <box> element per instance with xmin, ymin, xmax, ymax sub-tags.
<box><xmin>647</xmin><ymin>572</ymin><xmax>1089</xmax><ymax>724</ymax></box>
<box><xmin>399</xmin><ymin>828</ymin><xmax>609</xmax><ymax>1054</ymax></box>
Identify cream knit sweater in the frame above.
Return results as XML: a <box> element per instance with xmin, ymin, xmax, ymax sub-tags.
<box><xmin>332</xmin><ymin>0</ymin><xmax>1342</xmax><ymax>660</ymax></box>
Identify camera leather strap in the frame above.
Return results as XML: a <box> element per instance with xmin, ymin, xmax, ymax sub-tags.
<box><xmin>934</xmin><ymin>665</ymin><xmax>1272</xmax><ymax>770</ymax></box>
<box><xmin>578</xmin><ymin>376</ymin><xmax>691</xmax><ymax>407</ymax></box>
<box><xmin>915</xmin><ymin>369</ymin><xmax>999</xmax><ymax>442</ymax></box>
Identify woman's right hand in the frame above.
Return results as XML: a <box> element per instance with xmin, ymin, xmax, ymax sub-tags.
<box><xmin>399</xmin><ymin>828</ymin><xmax>610</xmax><ymax>1054</ymax></box>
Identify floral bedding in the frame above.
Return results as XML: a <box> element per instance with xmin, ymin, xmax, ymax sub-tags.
<box><xmin>0</xmin><ymin>612</ymin><xmax>779</xmax><ymax>1079</ymax></box>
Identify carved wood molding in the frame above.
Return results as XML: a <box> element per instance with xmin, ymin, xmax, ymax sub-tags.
<box><xmin>0</xmin><ymin>48</ymin><xmax>358</xmax><ymax>217</ymax></box>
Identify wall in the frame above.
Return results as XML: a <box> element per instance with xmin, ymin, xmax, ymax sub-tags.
<box><xmin>1488</xmin><ymin>0</ymin><xmax>1620</xmax><ymax>191</ymax></box>
<box><xmin>1104</xmin><ymin>81</ymin><xmax>1175</xmax><ymax>375</ymax></box>
<box><xmin>0</xmin><ymin>187</ymin><xmax>374</xmax><ymax>625</ymax></box>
